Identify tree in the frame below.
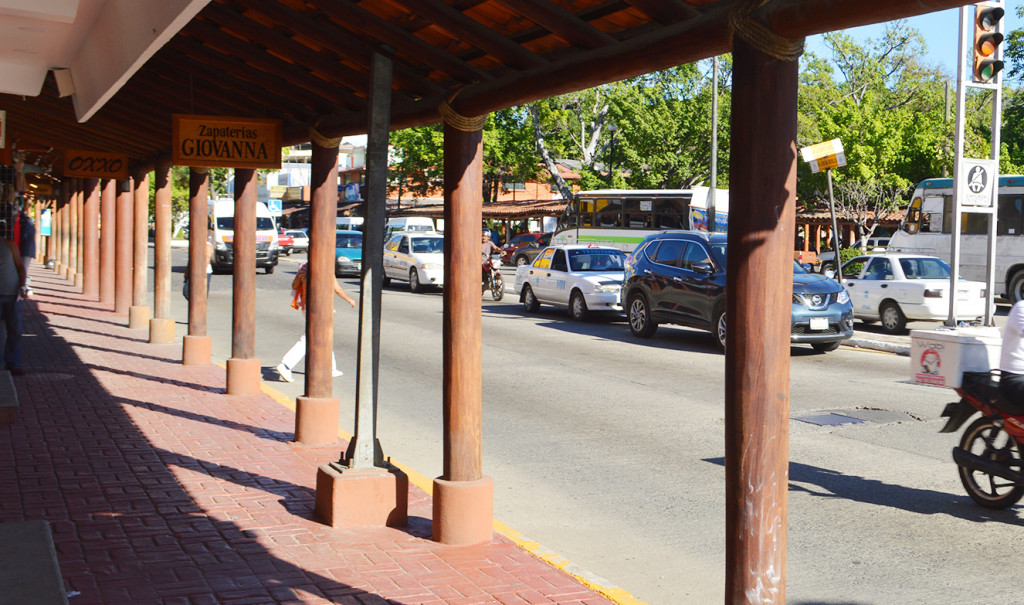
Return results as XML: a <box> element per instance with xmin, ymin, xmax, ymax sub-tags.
<box><xmin>388</xmin><ymin>125</ymin><xmax>444</xmax><ymax>204</ymax></box>
<box><xmin>816</xmin><ymin>180</ymin><xmax>907</xmax><ymax>247</ymax></box>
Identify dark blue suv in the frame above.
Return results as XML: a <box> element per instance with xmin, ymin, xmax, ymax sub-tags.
<box><xmin>621</xmin><ymin>231</ymin><xmax>854</xmax><ymax>352</ymax></box>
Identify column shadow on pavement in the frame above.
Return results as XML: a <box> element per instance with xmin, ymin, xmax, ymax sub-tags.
<box><xmin>120</xmin><ymin>397</ymin><xmax>295</xmax><ymax>443</ymax></box>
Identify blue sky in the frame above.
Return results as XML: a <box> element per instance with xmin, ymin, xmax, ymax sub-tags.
<box><xmin>806</xmin><ymin>6</ymin><xmax>1022</xmax><ymax>78</ymax></box>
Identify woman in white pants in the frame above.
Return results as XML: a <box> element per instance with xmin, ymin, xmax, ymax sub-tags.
<box><xmin>276</xmin><ymin>263</ymin><xmax>356</xmax><ymax>382</ymax></box>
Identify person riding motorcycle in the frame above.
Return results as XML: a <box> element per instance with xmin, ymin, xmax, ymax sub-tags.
<box><xmin>481</xmin><ymin>229</ymin><xmax>501</xmax><ymax>285</ymax></box>
<box><xmin>1000</xmin><ymin>300</ymin><xmax>1024</xmax><ymax>404</ymax></box>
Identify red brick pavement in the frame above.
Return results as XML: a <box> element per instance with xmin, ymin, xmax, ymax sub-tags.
<box><xmin>0</xmin><ymin>266</ymin><xmax>613</xmax><ymax>605</ymax></box>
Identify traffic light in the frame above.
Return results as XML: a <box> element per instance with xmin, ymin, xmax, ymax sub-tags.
<box><xmin>973</xmin><ymin>3</ymin><xmax>1005</xmax><ymax>83</ymax></box>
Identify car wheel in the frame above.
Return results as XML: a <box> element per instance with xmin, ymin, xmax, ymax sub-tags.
<box><xmin>713</xmin><ymin>307</ymin><xmax>726</xmax><ymax>352</ymax></box>
<box><xmin>516</xmin><ymin>255</ymin><xmax>529</xmax><ymax>267</ymax></box>
<box><xmin>628</xmin><ymin>293</ymin><xmax>657</xmax><ymax>338</ymax></box>
<box><xmin>409</xmin><ymin>268</ymin><xmax>422</xmax><ymax>293</ymax></box>
<box><xmin>811</xmin><ymin>340</ymin><xmax>842</xmax><ymax>353</ymax></box>
<box><xmin>522</xmin><ymin>284</ymin><xmax>540</xmax><ymax>312</ymax></box>
<box><xmin>880</xmin><ymin>301</ymin><xmax>907</xmax><ymax>334</ymax></box>
<box><xmin>382</xmin><ymin>275</ymin><xmax>391</xmax><ymax>287</ymax></box>
<box><xmin>569</xmin><ymin>290</ymin><xmax>589</xmax><ymax>321</ymax></box>
<box><xmin>1009</xmin><ymin>271</ymin><xmax>1024</xmax><ymax>305</ymax></box>
<box><xmin>265</xmin><ymin>265</ymin><xmax>274</xmax><ymax>275</ymax></box>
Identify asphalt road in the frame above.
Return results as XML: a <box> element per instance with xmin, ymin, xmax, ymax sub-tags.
<box><xmin>161</xmin><ymin>247</ymin><xmax>1023</xmax><ymax>605</ymax></box>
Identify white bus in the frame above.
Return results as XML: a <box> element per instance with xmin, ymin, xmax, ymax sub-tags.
<box><xmin>888</xmin><ymin>175</ymin><xmax>1024</xmax><ymax>303</ymax></box>
<box><xmin>550</xmin><ymin>188</ymin><xmax>729</xmax><ymax>253</ymax></box>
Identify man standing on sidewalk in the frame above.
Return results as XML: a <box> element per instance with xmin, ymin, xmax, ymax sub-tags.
<box><xmin>0</xmin><ymin>215</ymin><xmax>27</xmax><ymax>375</ymax></box>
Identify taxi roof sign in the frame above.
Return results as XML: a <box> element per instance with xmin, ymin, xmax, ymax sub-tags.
<box><xmin>800</xmin><ymin>138</ymin><xmax>847</xmax><ymax>173</ymax></box>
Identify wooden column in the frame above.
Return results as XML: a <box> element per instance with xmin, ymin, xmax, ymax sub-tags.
<box><xmin>433</xmin><ymin>121</ymin><xmax>493</xmax><ymax>545</ymax></box>
<box><xmin>82</xmin><ymin>179</ymin><xmax>100</xmax><ymax>300</ymax></box>
<box><xmin>226</xmin><ymin>168</ymin><xmax>260</xmax><ymax>394</ymax></box>
<box><xmin>59</xmin><ymin>187</ymin><xmax>70</xmax><ymax>278</ymax></box>
<box><xmin>724</xmin><ymin>35</ymin><xmax>800</xmax><ymax>604</ymax></box>
<box><xmin>296</xmin><ymin>139</ymin><xmax>340</xmax><ymax>444</ymax></box>
<box><xmin>75</xmin><ymin>181</ymin><xmax>84</xmax><ymax>286</ymax></box>
<box><xmin>129</xmin><ymin>173</ymin><xmax>151</xmax><ymax>329</ymax></box>
<box><xmin>182</xmin><ymin>169</ymin><xmax>211</xmax><ymax>366</ymax></box>
<box><xmin>114</xmin><ymin>180</ymin><xmax>133</xmax><ymax>315</ymax></box>
<box><xmin>69</xmin><ymin>180</ymin><xmax>80</xmax><ymax>289</ymax></box>
<box><xmin>45</xmin><ymin>193</ymin><xmax>57</xmax><ymax>266</ymax></box>
<box><xmin>99</xmin><ymin>179</ymin><xmax>116</xmax><ymax>305</ymax></box>
<box><xmin>150</xmin><ymin>163</ymin><xmax>175</xmax><ymax>344</ymax></box>
<box><xmin>32</xmin><ymin>199</ymin><xmax>41</xmax><ymax>263</ymax></box>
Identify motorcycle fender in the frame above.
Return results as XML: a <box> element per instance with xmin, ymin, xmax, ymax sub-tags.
<box><xmin>939</xmin><ymin>399</ymin><xmax>977</xmax><ymax>434</ymax></box>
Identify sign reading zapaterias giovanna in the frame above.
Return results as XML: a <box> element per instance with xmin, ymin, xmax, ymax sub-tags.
<box><xmin>172</xmin><ymin>115</ymin><xmax>282</xmax><ymax>170</ymax></box>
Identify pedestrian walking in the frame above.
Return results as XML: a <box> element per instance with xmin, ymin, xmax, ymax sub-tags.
<box><xmin>0</xmin><ymin>221</ymin><xmax>27</xmax><ymax>375</ymax></box>
<box><xmin>276</xmin><ymin>262</ymin><xmax>355</xmax><ymax>383</ymax></box>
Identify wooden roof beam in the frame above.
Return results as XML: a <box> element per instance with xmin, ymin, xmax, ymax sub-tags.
<box><xmin>317</xmin><ymin>0</ymin><xmax>492</xmax><ymax>84</ymax></box>
<box><xmin>493</xmin><ymin>0</ymin><xmax>618</xmax><ymax>50</ymax></box>
<box><xmin>621</xmin><ymin>0</ymin><xmax>699</xmax><ymax>24</ymax></box>
<box><xmin>388</xmin><ymin>0</ymin><xmax>546</xmax><ymax>70</ymax></box>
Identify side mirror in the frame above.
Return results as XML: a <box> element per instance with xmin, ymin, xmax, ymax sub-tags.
<box><xmin>692</xmin><ymin>261</ymin><xmax>713</xmax><ymax>275</ymax></box>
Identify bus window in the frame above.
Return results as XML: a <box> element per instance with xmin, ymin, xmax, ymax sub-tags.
<box><xmin>595</xmin><ymin>199</ymin><xmax>623</xmax><ymax>227</ymax></box>
<box><xmin>902</xmin><ymin>197</ymin><xmax>922</xmax><ymax>234</ymax></box>
<box><xmin>575</xmin><ymin>199</ymin><xmax>595</xmax><ymax>227</ymax></box>
<box><xmin>942</xmin><ymin>195</ymin><xmax>988</xmax><ymax>234</ymax></box>
<box><xmin>653</xmin><ymin>198</ymin><xmax>688</xmax><ymax>229</ymax></box>
<box><xmin>998</xmin><ymin>194</ymin><xmax>1024</xmax><ymax>236</ymax></box>
<box><xmin>622</xmin><ymin>198</ymin><xmax>652</xmax><ymax>228</ymax></box>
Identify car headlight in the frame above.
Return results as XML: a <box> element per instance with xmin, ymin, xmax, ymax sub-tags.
<box><xmin>215</xmin><ymin>241</ymin><xmax>227</xmax><ymax>251</ymax></box>
<box><xmin>421</xmin><ymin>263</ymin><xmax>442</xmax><ymax>270</ymax></box>
<box><xmin>337</xmin><ymin>256</ymin><xmax>350</xmax><ymax>263</ymax></box>
<box><xmin>837</xmin><ymin>290</ymin><xmax>849</xmax><ymax>304</ymax></box>
<box><xmin>270</xmin><ymin>242</ymin><xmax>278</xmax><ymax>250</ymax></box>
<box><xmin>593</xmin><ymin>283</ymin><xmax>620</xmax><ymax>293</ymax></box>
<box><xmin>924</xmin><ymin>288</ymin><xmax>944</xmax><ymax>298</ymax></box>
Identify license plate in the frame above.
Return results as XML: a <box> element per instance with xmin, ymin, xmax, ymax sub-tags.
<box><xmin>957</xmin><ymin>290</ymin><xmax>969</xmax><ymax>301</ymax></box>
<box><xmin>810</xmin><ymin>317</ymin><xmax>828</xmax><ymax>331</ymax></box>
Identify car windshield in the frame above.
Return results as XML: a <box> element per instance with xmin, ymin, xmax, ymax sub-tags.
<box><xmin>411</xmin><ymin>237</ymin><xmax>444</xmax><ymax>253</ymax></box>
<box><xmin>793</xmin><ymin>260</ymin><xmax>810</xmax><ymax>274</ymax></box>
<box><xmin>336</xmin><ymin>233</ymin><xmax>362</xmax><ymax>248</ymax></box>
<box><xmin>898</xmin><ymin>257</ymin><xmax>951</xmax><ymax>279</ymax></box>
<box><xmin>567</xmin><ymin>249</ymin><xmax>627</xmax><ymax>272</ymax></box>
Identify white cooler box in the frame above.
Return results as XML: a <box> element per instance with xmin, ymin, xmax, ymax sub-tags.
<box><xmin>910</xmin><ymin>327</ymin><xmax>1001</xmax><ymax>388</ymax></box>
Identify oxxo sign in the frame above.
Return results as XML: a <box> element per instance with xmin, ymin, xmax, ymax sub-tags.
<box><xmin>173</xmin><ymin>114</ymin><xmax>282</xmax><ymax>169</ymax></box>
<box><xmin>64</xmin><ymin>149</ymin><xmax>130</xmax><ymax>179</ymax></box>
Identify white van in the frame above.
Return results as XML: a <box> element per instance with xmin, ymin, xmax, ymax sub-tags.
<box><xmin>385</xmin><ymin>216</ymin><xmax>434</xmax><ymax>236</ymax></box>
<box><xmin>208</xmin><ymin>199</ymin><xmax>280</xmax><ymax>274</ymax></box>
<box><xmin>336</xmin><ymin>216</ymin><xmax>364</xmax><ymax>231</ymax></box>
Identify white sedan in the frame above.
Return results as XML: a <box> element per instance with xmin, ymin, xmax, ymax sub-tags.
<box><xmin>383</xmin><ymin>231</ymin><xmax>444</xmax><ymax>292</ymax></box>
<box><xmin>514</xmin><ymin>245</ymin><xmax>627</xmax><ymax>321</ymax></box>
<box><xmin>840</xmin><ymin>253</ymin><xmax>987</xmax><ymax>334</ymax></box>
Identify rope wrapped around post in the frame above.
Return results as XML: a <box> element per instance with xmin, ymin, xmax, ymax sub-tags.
<box><xmin>730</xmin><ymin>0</ymin><xmax>804</xmax><ymax>62</ymax></box>
<box><xmin>309</xmin><ymin>118</ymin><xmax>342</xmax><ymax>149</ymax></box>
<box><xmin>438</xmin><ymin>90</ymin><xmax>488</xmax><ymax>132</ymax></box>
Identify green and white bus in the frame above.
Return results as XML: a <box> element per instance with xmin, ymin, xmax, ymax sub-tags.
<box><xmin>550</xmin><ymin>188</ymin><xmax>729</xmax><ymax>253</ymax></box>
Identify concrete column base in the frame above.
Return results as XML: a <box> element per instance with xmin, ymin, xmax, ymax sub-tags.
<box><xmin>226</xmin><ymin>357</ymin><xmax>261</xmax><ymax>395</ymax></box>
<box><xmin>433</xmin><ymin>476</ymin><xmax>494</xmax><ymax>545</ymax></box>
<box><xmin>315</xmin><ymin>463</ymin><xmax>408</xmax><ymax>528</ymax></box>
<box><xmin>68</xmin><ymin>269</ymin><xmax>76</xmax><ymax>286</ymax></box>
<box><xmin>128</xmin><ymin>306</ymin><xmax>151</xmax><ymax>329</ymax></box>
<box><xmin>294</xmin><ymin>396</ymin><xmax>340</xmax><ymax>446</ymax></box>
<box><xmin>59</xmin><ymin>266</ymin><xmax>69</xmax><ymax>280</ymax></box>
<box><xmin>182</xmin><ymin>335</ymin><xmax>212</xmax><ymax>366</ymax></box>
<box><xmin>73</xmin><ymin>272</ymin><xmax>82</xmax><ymax>291</ymax></box>
<box><xmin>149</xmin><ymin>317</ymin><xmax>175</xmax><ymax>344</ymax></box>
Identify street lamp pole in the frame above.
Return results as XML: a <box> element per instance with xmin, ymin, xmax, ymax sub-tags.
<box><xmin>606</xmin><ymin>123</ymin><xmax>617</xmax><ymax>187</ymax></box>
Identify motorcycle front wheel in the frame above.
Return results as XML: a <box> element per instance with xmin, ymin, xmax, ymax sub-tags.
<box><xmin>491</xmin><ymin>273</ymin><xmax>504</xmax><ymax>301</ymax></box>
<box><xmin>957</xmin><ymin>417</ymin><xmax>1024</xmax><ymax>508</ymax></box>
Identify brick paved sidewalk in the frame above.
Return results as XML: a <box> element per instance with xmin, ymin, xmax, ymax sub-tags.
<box><xmin>0</xmin><ymin>267</ymin><xmax>613</xmax><ymax>605</ymax></box>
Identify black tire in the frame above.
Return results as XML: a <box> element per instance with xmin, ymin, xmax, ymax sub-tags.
<box><xmin>1009</xmin><ymin>271</ymin><xmax>1024</xmax><ymax>305</ymax></box>
<box><xmin>957</xmin><ymin>417</ymin><xmax>1024</xmax><ymax>508</ymax></box>
<box><xmin>265</xmin><ymin>265</ymin><xmax>274</xmax><ymax>275</ymax></box>
<box><xmin>879</xmin><ymin>301</ymin><xmax>907</xmax><ymax>334</ymax></box>
<box><xmin>569</xmin><ymin>290</ymin><xmax>588</xmax><ymax>321</ymax></box>
<box><xmin>515</xmin><ymin>255</ymin><xmax>529</xmax><ymax>267</ymax></box>
<box><xmin>382</xmin><ymin>275</ymin><xmax>391</xmax><ymax>287</ymax></box>
<box><xmin>811</xmin><ymin>340</ymin><xmax>842</xmax><ymax>353</ymax></box>
<box><xmin>628</xmin><ymin>292</ymin><xmax>657</xmax><ymax>338</ymax></box>
<box><xmin>491</xmin><ymin>274</ymin><xmax>504</xmax><ymax>301</ymax></box>
<box><xmin>713</xmin><ymin>307</ymin><xmax>726</xmax><ymax>352</ymax></box>
<box><xmin>409</xmin><ymin>268</ymin><xmax>422</xmax><ymax>293</ymax></box>
<box><xmin>522</xmin><ymin>284</ymin><xmax>540</xmax><ymax>312</ymax></box>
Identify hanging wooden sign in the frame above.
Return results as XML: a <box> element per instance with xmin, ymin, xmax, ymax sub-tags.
<box><xmin>64</xmin><ymin>149</ymin><xmax>130</xmax><ymax>179</ymax></box>
<box><xmin>173</xmin><ymin>115</ymin><xmax>282</xmax><ymax>169</ymax></box>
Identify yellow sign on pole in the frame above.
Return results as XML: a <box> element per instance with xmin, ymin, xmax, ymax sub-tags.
<box><xmin>800</xmin><ymin>138</ymin><xmax>846</xmax><ymax>174</ymax></box>
<box><xmin>173</xmin><ymin>114</ymin><xmax>282</xmax><ymax>170</ymax></box>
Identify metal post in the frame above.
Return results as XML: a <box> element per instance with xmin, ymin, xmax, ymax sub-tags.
<box><xmin>99</xmin><ymin>179</ymin><xmax>116</xmax><ymax>305</ymax></box>
<box><xmin>826</xmin><ymin>169</ymin><xmax>842</xmax><ymax>283</ymax></box>
<box><xmin>709</xmin><ymin>56</ymin><xmax>719</xmax><ymax>232</ymax></box>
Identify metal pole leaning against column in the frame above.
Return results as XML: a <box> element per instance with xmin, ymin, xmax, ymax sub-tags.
<box><xmin>99</xmin><ymin>179</ymin><xmax>116</xmax><ymax>305</ymax></box>
<box><xmin>59</xmin><ymin>187</ymin><xmax>70</xmax><ymax>279</ymax></box>
<box><xmin>432</xmin><ymin>111</ymin><xmax>492</xmax><ymax>546</ymax></box>
<box><xmin>129</xmin><ymin>173</ymin><xmax>151</xmax><ymax>329</ymax></box>
<box><xmin>115</xmin><ymin>180</ymin><xmax>133</xmax><ymax>315</ymax></box>
<box><xmin>150</xmin><ymin>163</ymin><xmax>175</xmax><ymax>344</ymax></box>
<box><xmin>724</xmin><ymin>30</ymin><xmax>802</xmax><ymax>605</ymax></box>
<box><xmin>82</xmin><ymin>178</ymin><xmax>100</xmax><ymax>300</ymax></box>
<box><xmin>226</xmin><ymin>168</ymin><xmax>260</xmax><ymax>394</ymax></box>
<box><xmin>76</xmin><ymin>180</ymin><xmax>84</xmax><ymax>284</ymax></box>
<box><xmin>182</xmin><ymin>168</ymin><xmax>211</xmax><ymax>365</ymax></box>
<box><xmin>49</xmin><ymin>187</ymin><xmax>62</xmax><ymax>274</ymax></box>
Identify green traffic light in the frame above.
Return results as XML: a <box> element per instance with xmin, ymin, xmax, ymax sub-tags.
<box><xmin>978</xmin><ymin>60</ymin><xmax>1004</xmax><ymax>82</ymax></box>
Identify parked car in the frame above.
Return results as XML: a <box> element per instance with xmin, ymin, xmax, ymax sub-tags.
<box><xmin>383</xmin><ymin>231</ymin><xmax>445</xmax><ymax>292</ymax></box>
<box><xmin>277</xmin><ymin>230</ymin><xmax>295</xmax><ymax>255</ymax></box>
<box><xmin>816</xmin><ymin>236</ymin><xmax>890</xmax><ymax>272</ymax></box>
<box><xmin>509</xmin><ymin>232</ymin><xmax>553</xmax><ymax>267</ymax></box>
<box><xmin>335</xmin><ymin>230</ymin><xmax>363</xmax><ymax>277</ymax></box>
<box><xmin>285</xmin><ymin>230</ymin><xmax>309</xmax><ymax>253</ymax></box>
<box><xmin>501</xmin><ymin>232</ymin><xmax>546</xmax><ymax>265</ymax></box>
<box><xmin>840</xmin><ymin>253</ymin><xmax>988</xmax><ymax>334</ymax></box>
<box><xmin>514</xmin><ymin>245</ymin><xmax>627</xmax><ymax>321</ymax></box>
<box><xmin>621</xmin><ymin>230</ymin><xmax>854</xmax><ymax>352</ymax></box>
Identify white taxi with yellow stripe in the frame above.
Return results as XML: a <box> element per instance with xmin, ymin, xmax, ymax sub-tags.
<box><xmin>514</xmin><ymin>245</ymin><xmax>628</xmax><ymax>321</ymax></box>
<box><xmin>383</xmin><ymin>231</ymin><xmax>445</xmax><ymax>293</ymax></box>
